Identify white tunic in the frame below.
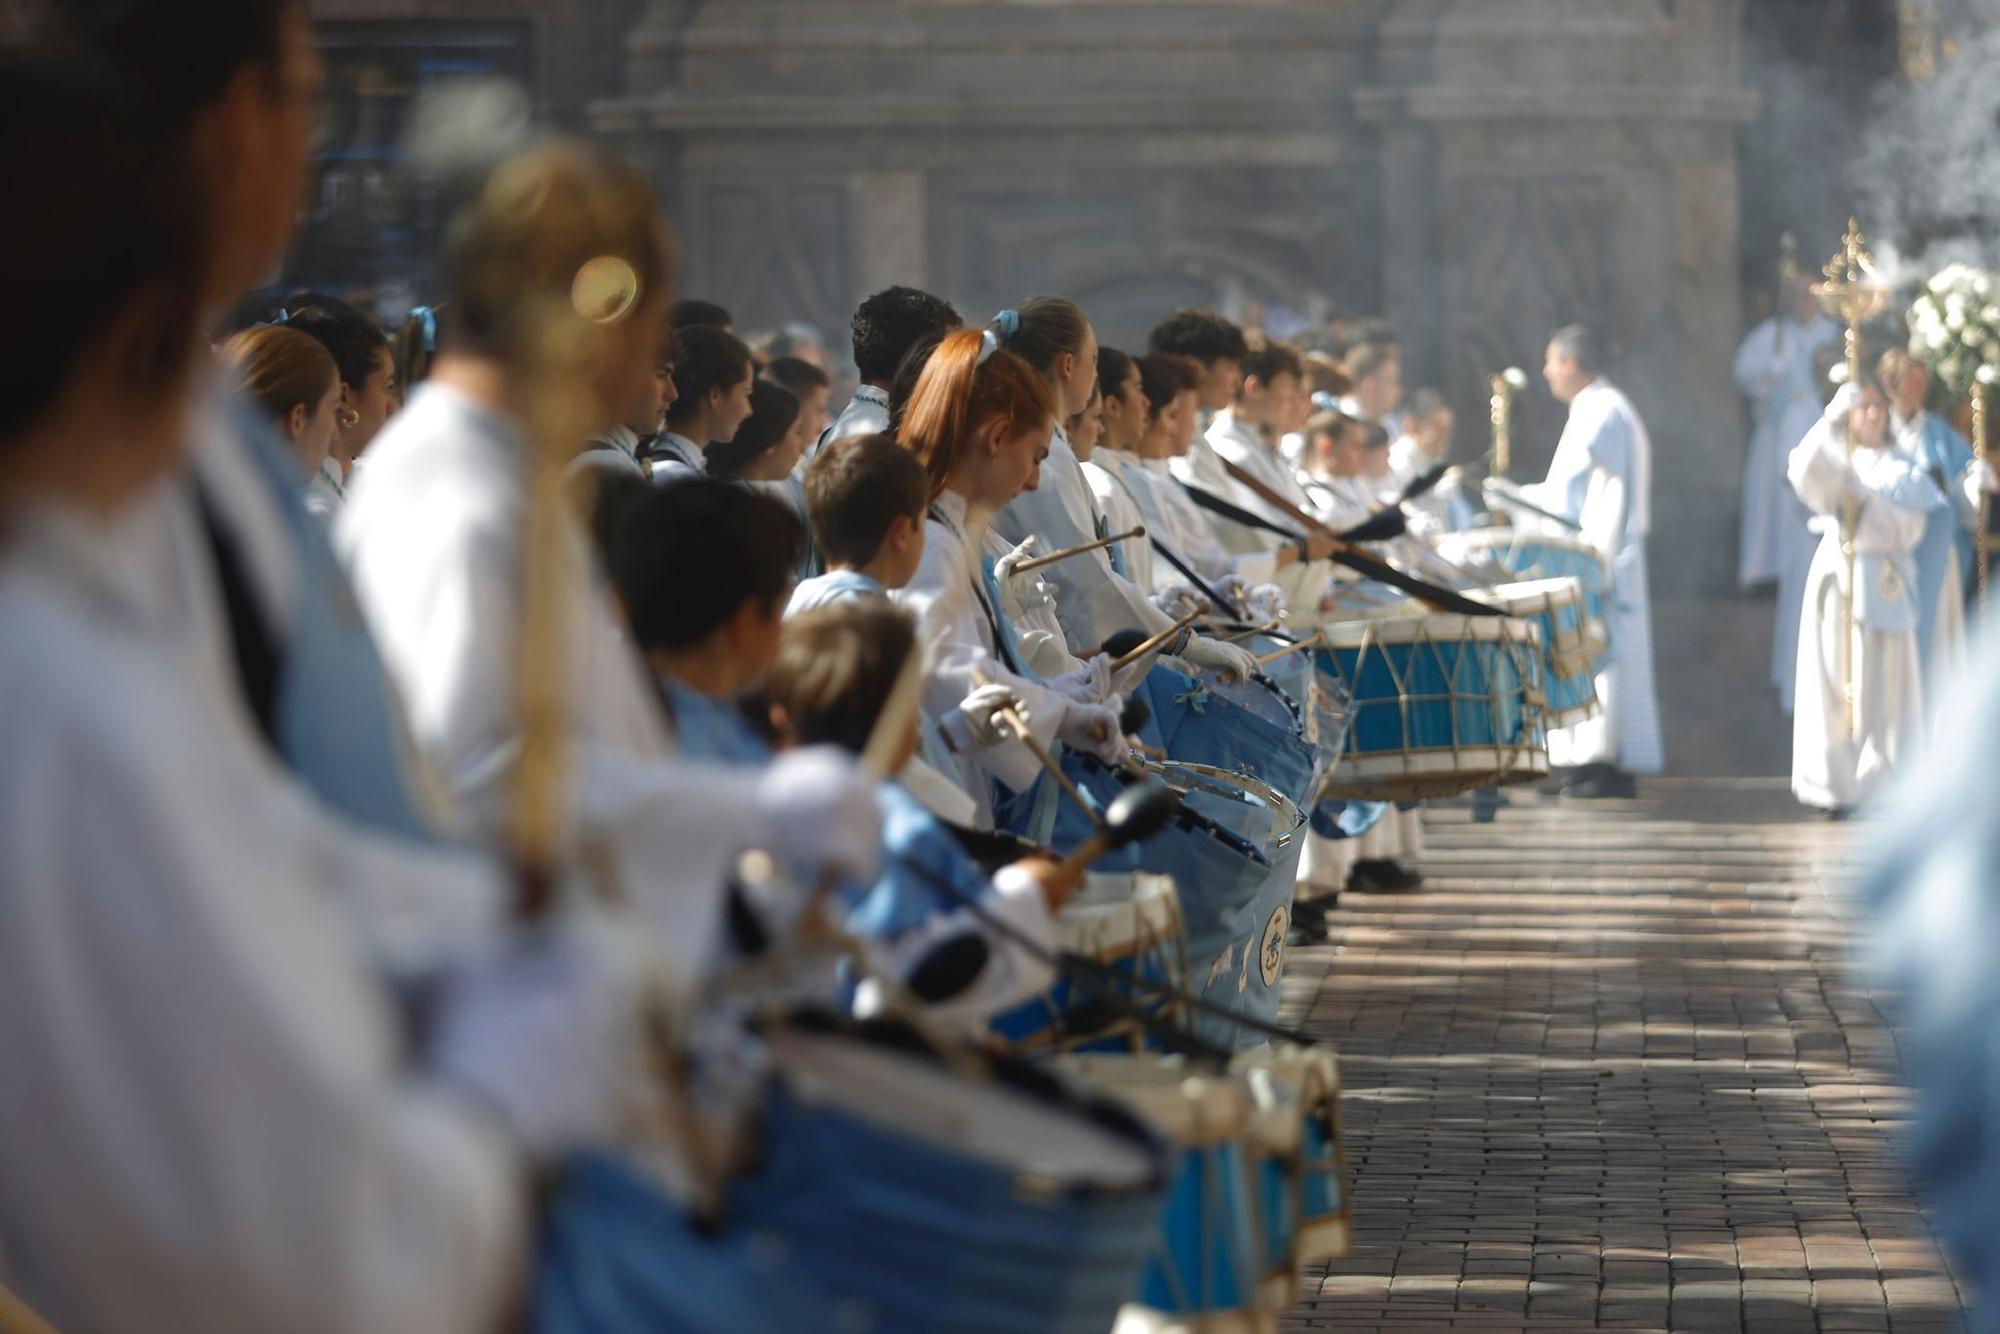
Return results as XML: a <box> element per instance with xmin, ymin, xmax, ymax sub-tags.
<box><xmin>0</xmin><ymin>479</ymin><xmax>520</xmax><ymax>1334</ymax></box>
<box><xmin>339</xmin><ymin>384</ymin><xmax>792</xmax><ymax>982</ymax></box>
<box><xmin>303</xmin><ymin>454</ymin><xmax>345</xmax><ymax>521</ymax></box>
<box><xmin>892</xmin><ymin>490</ymin><xmax>1072</xmax><ymax>828</ymax></box>
<box><xmin>1734</xmin><ymin>313</ymin><xmax>1840</xmax><ymax>588</ymax></box>
<box><xmin>811</xmin><ymin>384</ymin><xmax>891</xmax><ymax>460</ymax></box>
<box><xmin>1120</xmin><ymin>455</ymin><xmax>1280</xmax><ymax>589</ymax></box>
<box><xmin>1081</xmin><ymin>449</ymin><xmax>1158</xmax><ymax>594</ymax></box>
<box><xmin>1519</xmin><ymin>378</ymin><xmax>1664</xmax><ymax>774</ymax></box>
<box><xmin>1787</xmin><ymin>419</ymin><xmax>1938</xmax><ymax>810</ymax></box>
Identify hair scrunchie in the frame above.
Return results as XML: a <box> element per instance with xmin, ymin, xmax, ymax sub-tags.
<box><xmin>412</xmin><ymin>306</ymin><xmax>439</xmax><ymax>355</ymax></box>
<box><xmin>977</xmin><ymin>308</ymin><xmax>1020</xmax><ymax>367</ymax></box>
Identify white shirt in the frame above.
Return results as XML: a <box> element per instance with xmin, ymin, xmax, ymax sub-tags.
<box><xmin>303</xmin><ymin>454</ymin><xmax>345</xmax><ymax>520</ymax></box>
<box><xmin>0</xmin><ymin>476</ymin><xmax>521</xmax><ymax>1334</ymax></box>
<box><xmin>339</xmin><ymin>384</ymin><xmax>787</xmax><ymax>983</ymax></box>
<box><xmin>812</xmin><ymin>385</ymin><xmax>892</xmax><ymax>459</ymax></box>
<box><xmin>645</xmin><ymin>430</ymin><xmax>705</xmax><ymax>483</ymax></box>
<box><xmin>569</xmin><ymin>424</ymin><xmax>649</xmax><ymax>482</ymax></box>
<box><xmin>1522</xmin><ymin>378</ymin><xmax>1653</xmax><ymax>558</ymax></box>
<box><xmin>1081</xmin><ymin>449</ymin><xmax>1158</xmax><ymax>594</ymax></box>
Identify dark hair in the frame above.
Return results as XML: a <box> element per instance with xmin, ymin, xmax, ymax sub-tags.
<box><xmin>0</xmin><ymin>53</ymin><xmax>204</xmax><ymax>441</ymax></box>
<box><xmin>806</xmin><ymin>433</ymin><xmax>930</xmax><ymax>568</ymax></box>
<box><xmin>1136</xmin><ymin>352</ymin><xmax>1201</xmax><ymax>418</ymax></box>
<box><xmin>603</xmin><ymin>478</ymin><xmax>802</xmax><ymax>650</ymax></box>
<box><xmin>990</xmin><ymin>297</ymin><xmax>1088</xmax><ymax>381</ymax></box>
<box><xmin>900</xmin><ymin>330</ymin><xmax>1056</xmax><ymax>499</ymax></box>
<box><xmin>704</xmin><ymin>379</ymin><xmax>800</xmax><ymax>479</ymax></box>
<box><xmin>851</xmin><ymin>286</ymin><xmax>962</xmax><ymax>385</ymax></box>
<box><xmin>664</xmin><ymin>325</ymin><xmax>755</xmax><ymax>429</ymax></box>
<box><xmin>1304</xmin><ymin>409</ymin><xmax>1356</xmax><ymax>445</ymax></box>
<box><xmin>670</xmin><ymin>299</ymin><xmax>732</xmax><ymax>331</ymax></box>
<box><xmin>1097</xmin><ymin>347</ymin><xmax>1136</xmax><ymax>402</ymax></box>
<box><xmin>767</xmin><ymin>602</ymin><xmax>919</xmax><ymax>754</ymax></box>
<box><xmin>764</xmin><ymin>356</ymin><xmax>831</xmax><ymax>399</ymax></box>
<box><xmin>1360</xmin><ymin>421</ymin><xmax>1392</xmax><ymax>451</ymax></box>
<box><xmin>1406</xmin><ymin>387</ymin><xmax>1450</xmax><ymax>421</ymax></box>
<box><xmin>886</xmin><ymin>329</ymin><xmax>948</xmax><ymax>437</ymax></box>
<box><xmin>1239</xmin><ymin>332</ymin><xmax>1304</xmax><ymax>391</ymax></box>
<box><xmin>1549</xmin><ymin>324</ymin><xmax>1606</xmax><ymax>377</ymax></box>
<box><xmin>395</xmin><ymin>304</ymin><xmax>447</xmax><ymax>391</ymax></box>
<box><xmin>443</xmin><ymin>141</ymin><xmax>673</xmax><ymax>366</ymax></box>
<box><xmin>1147</xmin><ymin>309</ymin><xmax>1248</xmax><ymax>367</ymax></box>
<box><xmin>1342</xmin><ymin>339</ymin><xmax>1400</xmax><ymax>381</ymax></box>
<box><xmin>221</xmin><ymin>324</ymin><xmax>338</xmax><ymax>424</ymax></box>
<box><xmin>33</xmin><ymin>0</ymin><xmax>303</xmax><ymax>134</ymax></box>
<box><xmin>275</xmin><ymin>293</ymin><xmax>392</xmax><ymax>390</ymax></box>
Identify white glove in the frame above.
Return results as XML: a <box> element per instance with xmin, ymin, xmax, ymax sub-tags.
<box><xmin>432</xmin><ymin>917</ymin><xmax>644</xmax><ymax>1158</ymax></box>
<box><xmin>992</xmin><ymin>535</ymin><xmax>1042</xmax><ymax>583</ymax></box>
<box><xmin>1212</xmin><ymin>573</ymin><xmax>1253</xmax><ymax>615</ymax></box>
<box><xmin>1243</xmin><ymin>583</ymin><xmax>1286</xmax><ymax>624</ymax></box>
<box><xmin>756</xmin><ymin>745</ymin><xmax>884</xmax><ymax>882</ymax></box>
<box><xmin>1048</xmin><ymin>654</ymin><xmax>1115</xmax><ymax>707</ymax></box>
<box><xmin>1057</xmin><ymin>699</ymin><xmax>1131</xmax><ymax>767</ymax></box>
<box><xmin>1180</xmin><ymin>633</ymin><xmax>1260</xmax><ymax>680</ymax></box>
<box><xmin>1149</xmin><ymin>584</ymin><xmax>1206</xmax><ymax>620</ymax></box>
<box><xmin>951</xmin><ymin>681</ymin><xmax>1028</xmax><ymax>749</ymax></box>
<box><xmin>1016</xmin><ymin>629</ymin><xmax>1077</xmax><ymax>680</ymax></box>
<box><xmin>1966</xmin><ymin>458</ymin><xmax>2000</xmax><ymax>503</ymax></box>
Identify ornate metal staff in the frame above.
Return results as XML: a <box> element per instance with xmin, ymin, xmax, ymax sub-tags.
<box><xmin>1811</xmin><ymin>219</ymin><xmax>1889</xmax><ymax>737</ymax></box>
<box><xmin>1489</xmin><ymin>367</ymin><xmax>1528</xmax><ymax>479</ymax></box>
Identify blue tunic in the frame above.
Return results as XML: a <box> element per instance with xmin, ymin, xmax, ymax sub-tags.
<box><xmin>786</xmin><ymin>569</ymin><xmax>886</xmax><ymax>616</ymax></box>
<box><xmin>1902</xmin><ymin>412</ymin><xmax>1976</xmax><ymax>675</ymax></box>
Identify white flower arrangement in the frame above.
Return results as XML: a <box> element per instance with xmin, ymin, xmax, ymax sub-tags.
<box><xmin>1909</xmin><ymin>262</ymin><xmax>2000</xmax><ymax>398</ymax></box>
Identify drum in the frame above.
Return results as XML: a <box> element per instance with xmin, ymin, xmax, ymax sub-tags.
<box><xmin>1137</xmin><ymin>664</ymin><xmax>1318</xmax><ymax>816</ymax></box>
<box><xmin>536</xmin><ymin>1015</ymin><xmax>1173</xmax><ymax>1334</ymax></box>
<box><xmin>1229</xmin><ymin>1056</ymin><xmax>1306</xmax><ymax>1310</ymax></box>
<box><xmin>992</xmin><ymin>872</ymin><xmax>1191</xmax><ymax>1055</ymax></box>
<box><xmin>1467</xmin><ymin>577</ymin><xmax>1599</xmax><ymax>727</ymax></box>
<box><xmin>1055</xmin><ymin>1055</ymin><xmax>1269</xmax><ymax>1331</ymax></box>
<box><xmin>1314</xmin><ymin>611</ymin><xmax>1549</xmax><ymax>801</ymax></box>
<box><xmin>1237</xmin><ymin>1046</ymin><xmax>1350</xmax><ymax>1272</ymax></box>
<box><xmin>1447</xmin><ymin>527</ymin><xmax>1612</xmax><ymax>664</ymax></box>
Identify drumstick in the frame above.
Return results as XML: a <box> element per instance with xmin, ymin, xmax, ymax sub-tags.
<box><xmin>968</xmin><ymin>666</ymin><xmax>1105</xmax><ymax>827</ymax></box>
<box><xmin>859</xmin><ymin>633</ymin><xmax>929</xmax><ymax>780</ymax></box>
<box><xmin>1253</xmin><ymin>631</ymin><xmax>1324</xmax><ymax>668</ymax></box>
<box><xmin>1220</xmin><ymin>623</ymin><xmax>1285</xmax><ymax>643</ymax></box>
<box><xmin>1006</xmin><ymin>527</ymin><xmax>1145</xmax><ymax>576</ymax></box>
<box><xmin>1110</xmin><ymin>608</ymin><xmax>1203</xmax><ymax>675</ymax></box>
<box><xmin>1216</xmin><ymin>458</ymin><xmax>1501</xmax><ymax>616</ymax></box>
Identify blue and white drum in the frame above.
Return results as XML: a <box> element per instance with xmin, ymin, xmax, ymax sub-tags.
<box><xmin>1315</xmin><ymin>611</ymin><xmax>1549</xmax><ymax>801</ymax></box>
<box><xmin>536</xmin><ymin>1015</ymin><xmax>1173</xmax><ymax>1334</ymax></box>
<box><xmin>1229</xmin><ymin>1054</ymin><xmax>1307</xmax><ymax>1310</ymax></box>
<box><xmin>1238</xmin><ymin>1045</ymin><xmax>1350</xmax><ymax>1273</ymax></box>
<box><xmin>1448</xmin><ymin>528</ymin><xmax>1612</xmax><ymax>665</ymax></box>
<box><xmin>1055</xmin><ymin>1055</ymin><xmax>1268</xmax><ymax>1332</ymax></box>
<box><xmin>991</xmin><ymin>872</ymin><xmax>1189</xmax><ymax>1055</ymax></box>
<box><xmin>1469</xmin><ymin>577</ymin><xmax>1598</xmax><ymax>727</ymax></box>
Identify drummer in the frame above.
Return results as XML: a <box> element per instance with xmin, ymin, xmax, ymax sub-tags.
<box><xmin>788</xmin><ymin>432</ymin><xmax>932</xmax><ymax>614</ymax></box>
<box><xmin>767</xmin><ymin>602</ymin><xmax>1083</xmax><ymax>1032</ymax></box>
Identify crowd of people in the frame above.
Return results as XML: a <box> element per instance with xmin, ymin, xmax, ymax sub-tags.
<box><xmin>0</xmin><ymin>2</ymin><xmax>1675</xmax><ymax>1329</ymax></box>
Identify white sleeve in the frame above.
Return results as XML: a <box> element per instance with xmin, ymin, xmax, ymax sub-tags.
<box><xmin>0</xmin><ymin>730</ymin><xmax>522</xmax><ymax>1334</ymax></box>
<box><xmin>1787</xmin><ymin>417</ymin><xmax>1851</xmax><ymax>518</ymax></box>
<box><xmin>858</xmin><ymin>865</ymin><xmax>1059</xmax><ymax>1032</ymax></box>
<box><xmin>1733</xmin><ymin>322</ymin><xmax>1784</xmax><ymax>401</ymax></box>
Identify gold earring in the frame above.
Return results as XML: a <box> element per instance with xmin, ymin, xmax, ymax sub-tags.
<box><xmin>337</xmin><ymin>406</ymin><xmax>361</xmax><ymax>431</ymax></box>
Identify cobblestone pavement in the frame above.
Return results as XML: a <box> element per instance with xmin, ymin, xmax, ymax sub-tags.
<box><xmin>1276</xmin><ymin>779</ymin><xmax>1967</xmax><ymax>1333</ymax></box>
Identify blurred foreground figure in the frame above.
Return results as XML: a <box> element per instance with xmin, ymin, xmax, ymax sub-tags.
<box><xmin>1865</xmin><ymin>621</ymin><xmax>2000</xmax><ymax>1333</ymax></box>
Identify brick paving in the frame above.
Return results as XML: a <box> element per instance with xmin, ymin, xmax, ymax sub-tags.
<box><xmin>1276</xmin><ymin>779</ymin><xmax>1968</xmax><ymax>1333</ymax></box>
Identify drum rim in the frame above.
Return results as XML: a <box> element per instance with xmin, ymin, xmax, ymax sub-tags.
<box><xmin>764</xmin><ymin>1011</ymin><xmax>1174</xmax><ymax>1200</ymax></box>
<box><xmin>1314</xmin><ymin>614</ymin><xmax>1542</xmax><ymax>649</ymax></box>
<box><xmin>1073</xmin><ymin>756</ymin><xmax>1275</xmax><ymax>865</ymax></box>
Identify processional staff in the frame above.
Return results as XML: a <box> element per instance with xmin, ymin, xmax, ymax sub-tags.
<box><xmin>1488</xmin><ymin>367</ymin><xmax>1528</xmax><ymax>479</ymax></box>
<box><xmin>1811</xmin><ymin>219</ymin><xmax>1889</xmax><ymax>740</ymax></box>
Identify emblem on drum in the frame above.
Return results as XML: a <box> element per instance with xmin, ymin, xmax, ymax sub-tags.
<box><xmin>1260</xmin><ymin>905</ymin><xmax>1289</xmax><ymax>987</ymax></box>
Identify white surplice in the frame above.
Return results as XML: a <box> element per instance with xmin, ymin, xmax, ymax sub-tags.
<box><xmin>338</xmin><ymin>384</ymin><xmax>801</xmax><ymax>982</ymax></box>
<box><xmin>1734</xmin><ymin>313</ymin><xmax>1840</xmax><ymax>588</ymax></box>
<box><xmin>1518</xmin><ymin>378</ymin><xmax>1664</xmax><ymax>774</ymax></box>
<box><xmin>1082</xmin><ymin>449</ymin><xmax>1159</xmax><ymax>595</ymax></box>
<box><xmin>0</xmin><ymin>478</ymin><xmax>521</xmax><ymax>1334</ymax></box>
<box><xmin>1787</xmin><ymin>414</ymin><xmax>1939</xmax><ymax>810</ymax></box>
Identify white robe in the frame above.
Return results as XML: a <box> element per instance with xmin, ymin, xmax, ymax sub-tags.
<box><xmin>303</xmin><ymin>454</ymin><xmax>345</xmax><ymax>521</ymax></box>
<box><xmin>1734</xmin><ymin>313</ymin><xmax>1840</xmax><ymax>588</ymax></box>
<box><xmin>339</xmin><ymin>383</ymin><xmax>802</xmax><ymax>984</ymax></box>
<box><xmin>1082</xmin><ymin>449</ymin><xmax>1159</xmax><ymax>595</ymax></box>
<box><xmin>0</xmin><ymin>478</ymin><xmax>520</xmax><ymax>1334</ymax></box>
<box><xmin>1519</xmin><ymin>378</ymin><xmax>1664</xmax><ymax>774</ymax></box>
<box><xmin>1770</xmin><ymin>391</ymin><xmax>1830</xmax><ymax>711</ymax></box>
<box><xmin>1787</xmin><ymin>420</ymin><xmax>1938</xmax><ymax>810</ymax></box>
<box><xmin>892</xmin><ymin>490</ymin><xmax>1072</xmax><ymax>829</ymax></box>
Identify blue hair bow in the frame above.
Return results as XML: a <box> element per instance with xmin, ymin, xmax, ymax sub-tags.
<box><xmin>978</xmin><ymin>308</ymin><xmax>1021</xmax><ymax>366</ymax></box>
<box><xmin>264</xmin><ymin>307</ymin><xmax>292</xmax><ymax>327</ymax></box>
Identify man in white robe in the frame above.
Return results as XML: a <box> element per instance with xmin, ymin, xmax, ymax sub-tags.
<box><xmin>1734</xmin><ymin>277</ymin><xmax>1839</xmax><ymax>589</ymax></box>
<box><xmin>1518</xmin><ymin>325</ymin><xmax>1665</xmax><ymax>796</ymax></box>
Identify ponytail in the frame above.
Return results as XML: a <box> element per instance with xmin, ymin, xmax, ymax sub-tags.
<box><xmin>986</xmin><ymin>296</ymin><xmax>1088</xmax><ymax>382</ymax></box>
<box><xmin>899</xmin><ymin>328</ymin><xmax>1055</xmax><ymax>499</ymax></box>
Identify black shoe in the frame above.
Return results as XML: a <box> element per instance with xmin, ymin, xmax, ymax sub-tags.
<box><xmin>1562</xmin><ymin>768</ymin><xmax>1637</xmax><ymax>800</ymax></box>
<box><xmin>1819</xmin><ymin>805</ymin><xmax>1853</xmax><ymax>823</ymax></box>
<box><xmin>1349</xmin><ymin>858</ymin><xmax>1425</xmax><ymax>893</ymax></box>
<box><xmin>1292</xmin><ymin>897</ymin><xmax>1332</xmax><ymax>929</ymax></box>
<box><xmin>1534</xmin><ymin>766</ymin><xmax>1582</xmax><ymax>796</ymax></box>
